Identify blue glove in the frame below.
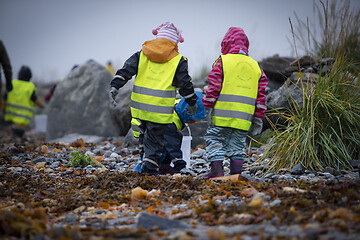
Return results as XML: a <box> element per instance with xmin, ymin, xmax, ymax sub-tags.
<box><xmin>249</xmin><ymin>117</ymin><xmax>263</xmax><ymax>136</ymax></box>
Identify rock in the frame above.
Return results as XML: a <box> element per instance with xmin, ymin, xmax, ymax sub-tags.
<box><xmin>46</xmin><ymin>60</ymin><xmax>120</xmax><ymax>140</ymax></box>
<box><xmin>122</xmin><ymin>128</ymin><xmax>139</xmax><ymax>148</ymax></box>
<box><xmin>290</xmin><ymin>163</ymin><xmax>306</xmax><ymax>175</ymax></box>
<box><xmin>136</xmin><ymin>212</ymin><xmax>190</xmax><ymax>230</ymax></box>
<box><xmin>289</xmin><ymin>55</ymin><xmax>315</xmax><ymax>67</ymax></box>
<box><xmin>259</xmin><ymin>55</ymin><xmax>295</xmax><ymax>90</ymax></box>
<box><xmin>109</xmin><ymin>87</ymin><xmax>132</xmax><ymax>136</ymax></box>
<box><xmin>64</xmin><ymin>213</ymin><xmax>78</xmax><ymax>224</ymax></box>
<box><xmin>269</xmin><ymin>199</ymin><xmax>282</xmax><ymax>207</ymax></box>
<box><xmin>191</xmin><ymin>148</ymin><xmax>206</xmax><ymax>158</ymax></box>
<box><xmin>264</xmin><ymin>72</ymin><xmax>318</xmax><ymax>130</ymax></box>
<box><xmin>131</xmin><ymin>187</ymin><xmax>148</xmax><ymax>200</ymax></box>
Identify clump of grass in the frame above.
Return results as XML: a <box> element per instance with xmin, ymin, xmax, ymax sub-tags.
<box><xmin>263</xmin><ymin>0</ymin><xmax>360</xmax><ymax>172</ymax></box>
<box><xmin>293</xmin><ymin>0</ymin><xmax>360</xmax><ymax>73</ymax></box>
<box><xmin>264</xmin><ymin>57</ymin><xmax>360</xmax><ymax>172</ymax></box>
<box><xmin>66</xmin><ymin>150</ymin><xmax>101</xmax><ymax>168</ymax></box>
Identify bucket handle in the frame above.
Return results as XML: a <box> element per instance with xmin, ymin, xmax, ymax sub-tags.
<box><xmin>183</xmin><ymin>123</ymin><xmax>192</xmax><ymax>137</ymax></box>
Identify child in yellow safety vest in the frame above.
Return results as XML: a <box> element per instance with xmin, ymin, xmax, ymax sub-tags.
<box><xmin>110</xmin><ymin>22</ymin><xmax>198</xmax><ymax>175</ymax></box>
<box><xmin>3</xmin><ymin>66</ymin><xmax>44</xmax><ymax>138</ymax></box>
<box><xmin>132</xmin><ymin>91</ymin><xmax>205</xmax><ymax>174</ymax></box>
<box><xmin>202</xmin><ymin>27</ymin><xmax>268</xmax><ymax>179</ymax></box>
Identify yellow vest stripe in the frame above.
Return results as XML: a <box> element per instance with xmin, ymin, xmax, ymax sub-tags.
<box><xmin>173</xmin><ymin>112</ymin><xmax>182</xmax><ymax>131</ymax></box>
<box><xmin>131</xmin><ymin>118</ymin><xmax>141</xmax><ymax>138</ymax></box>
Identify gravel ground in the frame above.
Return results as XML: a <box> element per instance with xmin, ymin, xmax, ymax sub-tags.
<box><xmin>1</xmin><ymin>127</ymin><xmax>360</xmax><ymax>240</ymax></box>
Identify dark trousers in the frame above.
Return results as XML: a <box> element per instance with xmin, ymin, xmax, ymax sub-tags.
<box><xmin>162</xmin><ymin>123</ymin><xmax>183</xmax><ymax>165</ymax></box>
<box><xmin>139</xmin><ymin>120</ymin><xmax>168</xmax><ymax>165</ymax></box>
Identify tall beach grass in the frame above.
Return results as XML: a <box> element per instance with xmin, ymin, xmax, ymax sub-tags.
<box><xmin>263</xmin><ymin>0</ymin><xmax>360</xmax><ymax>172</ymax></box>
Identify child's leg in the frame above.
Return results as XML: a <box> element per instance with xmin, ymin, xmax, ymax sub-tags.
<box><xmin>163</xmin><ymin>123</ymin><xmax>186</xmax><ymax>172</ymax></box>
<box><xmin>141</xmin><ymin>121</ymin><xmax>168</xmax><ymax>175</ymax></box>
<box><xmin>204</xmin><ymin>126</ymin><xmax>229</xmax><ymax>178</ymax></box>
<box><xmin>226</xmin><ymin>129</ymin><xmax>247</xmax><ymax>175</ymax></box>
<box><xmin>204</xmin><ymin>126</ymin><xmax>228</xmax><ymax>161</ymax></box>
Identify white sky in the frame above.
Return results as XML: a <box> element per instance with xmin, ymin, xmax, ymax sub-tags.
<box><xmin>1</xmin><ymin>0</ymin><xmax>359</xmax><ymax>82</ymax></box>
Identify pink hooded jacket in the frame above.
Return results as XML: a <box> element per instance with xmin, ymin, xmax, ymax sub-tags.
<box><xmin>202</xmin><ymin>27</ymin><xmax>268</xmax><ymax>119</ymax></box>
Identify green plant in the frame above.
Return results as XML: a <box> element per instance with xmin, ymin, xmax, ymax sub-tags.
<box><xmin>248</xmin><ymin>129</ymin><xmax>276</xmax><ymax>148</ymax></box>
<box><xmin>263</xmin><ymin>56</ymin><xmax>360</xmax><ymax>173</ymax></box>
<box><xmin>67</xmin><ymin>150</ymin><xmax>101</xmax><ymax>168</ymax></box>
<box><xmin>263</xmin><ymin>0</ymin><xmax>360</xmax><ymax>173</ymax></box>
<box><xmin>292</xmin><ymin>0</ymin><xmax>360</xmax><ymax>73</ymax></box>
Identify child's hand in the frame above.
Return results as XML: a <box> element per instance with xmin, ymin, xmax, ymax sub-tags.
<box><xmin>207</xmin><ymin>108</ymin><xmax>214</xmax><ymax>126</ymax></box>
<box><xmin>186</xmin><ymin>104</ymin><xmax>197</xmax><ymax>116</ymax></box>
<box><xmin>109</xmin><ymin>87</ymin><xmax>118</xmax><ymax>107</ymax></box>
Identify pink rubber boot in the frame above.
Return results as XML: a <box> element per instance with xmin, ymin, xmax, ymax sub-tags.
<box><xmin>230</xmin><ymin>159</ymin><xmax>243</xmax><ymax>175</ymax></box>
<box><xmin>205</xmin><ymin>161</ymin><xmax>224</xmax><ymax>179</ymax></box>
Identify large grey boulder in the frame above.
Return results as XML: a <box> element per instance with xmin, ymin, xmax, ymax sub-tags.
<box><xmin>264</xmin><ymin>72</ymin><xmax>319</xmax><ymax>130</ymax></box>
<box><xmin>259</xmin><ymin>55</ymin><xmax>295</xmax><ymax>91</ymax></box>
<box><xmin>109</xmin><ymin>85</ymin><xmax>132</xmax><ymax>137</ymax></box>
<box><xmin>46</xmin><ymin>60</ymin><xmax>121</xmax><ymax>140</ymax></box>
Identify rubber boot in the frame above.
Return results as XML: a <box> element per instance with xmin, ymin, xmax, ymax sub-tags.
<box><xmin>230</xmin><ymin>159</ymin><xmax>243</xmax><ymax>175</ymax></box>
<box><xmin>159</xmin><ymin>163</ymin><xmax>176</xmax><ymax>175</ymax></box>
<box><xmin>141</xmin><ymin>159</ymin><xmax>159</xmax><ymax>176</ymax></box>
<box><xmin>173</xmin><ymin>160</ymin><xmax>187</xmax><ymax>173</ymax></box>
<box><xmin>205</xmin><ymin>161</ymin><xmax>224</xmax><ymax>179</ymax></box>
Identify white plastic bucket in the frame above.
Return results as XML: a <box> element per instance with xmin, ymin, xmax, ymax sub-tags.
<box><xmin>180</xmin><ymin>124</ymin><xmax>192</xmax><ymax>168</ymax></box>
<box><xmin>181</xmin><ymin>136</ymin><xmax>192</xmax><ymax>168</ymax></box>
<box><xmin>34</xmin><ymin>114</ymin><xmax>47</xmax><ymax>133</ymax></box>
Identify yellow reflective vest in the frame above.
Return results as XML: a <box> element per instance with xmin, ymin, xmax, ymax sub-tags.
<box><xmin>132</xmin><ymin>100</ymin><xmax>182</xmax><ymax>138</ymax></box>
<box><xmin>130</xmin><ymin>51</ymin><xmax>182</xmax><ymax>124</ymax></box>
<box><xmin>5</xmin><ymin>79</ymin><xmax>36</xmax><ymax>126</ymax></box>
<box><xmin>212</xmin><ymin>54</ymin><xmax>261</xmax><ymax>131</ymax></box>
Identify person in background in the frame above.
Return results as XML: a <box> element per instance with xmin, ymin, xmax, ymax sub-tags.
<box><xmin>0</xmin><ymin>40</ymin><xmax>13</xmax><ymax>124</ymax></box>
<box><xmin>132</xmin><ymin>91</ymin><xmax>206</xmax><ymax>174</ymax></box>
<box><xmin>202</xmin><ymin>27</ymin><xmax>268</xmax><ymax>179</ymax></box>
<box><xmin>3</xmin><ymin>66</ymin><xmax>44</xmax><ymax>138</ymax></box>
<box><xmin>110</xmin><ymin>21</ymin><xmax>198</xmax><ymax>175</ymax></box>
<box><xmin>105</xmin><ymin>61</ymin><xmax>115</xmax><ymax>76</ymax></box>
<box><xmin>44</xmin><ymin>83</ymin><xmax>57</xmax><ymax>102</ymax></box>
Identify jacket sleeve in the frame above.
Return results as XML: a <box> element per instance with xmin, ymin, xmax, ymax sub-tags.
<box><xmin>253</xmin><ymin>69</ymin><xmax>268</xmax><ymax>119</ymax></box>
<box><xmin>110</xmin><ymin>51</ymin><xmax>140</xmax><ymax>89</ymax></box>
<box><xmin>174</xmin><ymin>57</ymin><xmax>197</xmax><ymax>106</ymax></box>
<box><xmin>202</xmin><ymin>58</ymin><xmax>223</xmax><ymax>109</ymax></box>
<box><xmin>0</xmin><ymin>41</ymin><xmax>12</xmax><ymax>87</ymax></box>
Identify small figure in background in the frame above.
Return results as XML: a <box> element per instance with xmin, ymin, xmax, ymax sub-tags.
<box><xmin>44</xmin><ymin>83</ymin><xmax>57</xmax><ymax>102</ymax></box>
<box><xmin>105</xmin><ymin>60</ymin><xmax>115</xmax><ymax>76</ymax></box>
<box><xmin>3</xmin><ymin>66</ymin><xmax>44</xmax><ymax>138</ymax></box>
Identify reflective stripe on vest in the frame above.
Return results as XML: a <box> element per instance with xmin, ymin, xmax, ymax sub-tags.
<box><xmin>131</xmin><ymin>111</ymin><xmax>182</xmax><ymax>138</ymax></box>
<box><xmin>212</xmin><ymin>54</ymin><xmax>261</xmax><ymax>131</ymax></box>
<box><xmin>5</xmin><ymin>79</ymin><xmax>36</xmax><ymax>126</ymax></box>
<box><xmin>172</xmin><ymin>99</ymin><xmax>182</xmax><ymax>131</ymax></box>
<box><xmin>130</xmin><ymin>52</ymin><xmax>181</xmax><ymax>124</ymax></box>
<box><xmin>131</xmin><ymin>118</ymin><xmax>141</xmax><ymax>138</ymax></box>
